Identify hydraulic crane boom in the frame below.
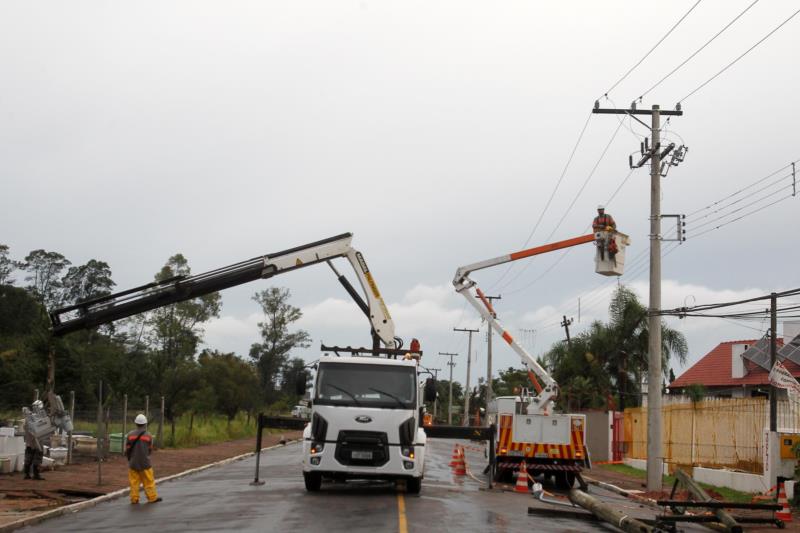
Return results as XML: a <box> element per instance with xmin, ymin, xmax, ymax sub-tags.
<box><xmin>50</xmin><ymin>233</ymin><xmax>397</xmax><ymax>348</ymax></box>
<box><xmin>453</xmin><ymin>230</ymin><xmax>628</xmax><ymax>413</ymax></box>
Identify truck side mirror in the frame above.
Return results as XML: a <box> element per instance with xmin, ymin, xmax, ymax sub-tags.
<box><xmin>295</xmin><ymin>371</ymin><xmax>307</xmax><ymax>396</ymax></box>
<box><xmin>424</xmin><ymin>378</ymin><xmax>437</xmax><ymax>403</ymax></box>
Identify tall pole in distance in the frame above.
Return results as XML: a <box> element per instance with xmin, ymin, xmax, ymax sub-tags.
<box><xmin>429</xmin><ymin>368</ymin><xmax>441</xmax><ymax>420</ymax></box>
<box><xmin>439</xmin><ymin>352</ymin><xmax>458</xmax><ymax>425</ymax></box>
<box><xmin>484</xmin><ymin>294</ymin><xmax>502</xmax><ymax>419</ymax></box>
<box><xmin>560</xmin><ymin>316</ymin><xmax>573</xmax><ymax>348</ymax></box>
<box><xmin>454</xmin><ymin>327</ymin><xmax>478</xmax><ymax>426</ymax></box>
<box><xmin>646</xmin><ymin>104</ymin><xmax>663</xmax><ymax>492</ymax></box>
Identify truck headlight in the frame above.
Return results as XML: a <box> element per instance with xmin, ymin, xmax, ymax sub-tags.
<box><xmin>310</xmin><ymin>442</ymin><xmax>324</xmax><ymax>454</ymax></box>
<box><xmin>403</xmin><ymin>461</ymin><xmax>414</xmax><ymax>470</ymax></box>
<box><xmin>401</xmin><ymin>446</ymin><xmax>414</xmax><ymax>459</ymax></box>
<box><xmin>310</xmin><ymin>457</ymin><xmax>321</xmax><ymax>466</ymax></box>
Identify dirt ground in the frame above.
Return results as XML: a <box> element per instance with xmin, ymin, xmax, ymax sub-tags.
<box><xmin>0</xmin><ymin>432</ymin><xmax>301</xmax><ymax>527</ymax></box>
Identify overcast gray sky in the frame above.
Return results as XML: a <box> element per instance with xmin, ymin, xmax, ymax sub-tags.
<box><xmin>2</xmin><ymin>1</ymin><xmax>799</xmax><ymax>387</ymax></box>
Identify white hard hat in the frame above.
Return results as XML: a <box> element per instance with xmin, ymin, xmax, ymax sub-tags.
<box><xmin>32</xmin><ymin>400</ymin><xmax>43</xmax><ymax>409</ymax></box>
<box><xmin>597</xmin><ymin>204</ymin><xmax>605</xmax><ymax>210</ymax></box>
<box><xmin>134</xmin><ymin>414</ymin><xmax>147</xmax><ymax>425</ymax></box>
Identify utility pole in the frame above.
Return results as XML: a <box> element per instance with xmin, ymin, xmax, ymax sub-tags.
<box><xmin>439</xmin><ymin>352</ymin><xmax>458</xmax><ymax>425</ymax></box>
<box><xmin>593</xmin><ymin>101</ymin><xmax>683</xmax><ymax>492</ymax></box>
<box><xmin>429</xmin><ymin>368</ymin><xmax>441</xmax><ymax>420</ymax></box>
<box><xmin>483</xmin><ymin>294</ymin><xmax>501</xmax><ymax>417</ymax></box>
<box><xmin>769</xmin><ymin>292</ymin><xmax>779</xmax><ymax>489</ymax></box>
<box><xmin>454</xmin><ymin>327</ymin><xmax>479</xmax><ymax>426</ymax></box>
<box><xmin>560</xmin><ymin>316</ymin><xmax>573</xmax><ymax>348</ymax></box>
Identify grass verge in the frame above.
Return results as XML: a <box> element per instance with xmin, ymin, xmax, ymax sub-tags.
<box><xmin>599</xmin><ymin>464</ymin><xmax>755</xmax><ymax>503</ymax></box>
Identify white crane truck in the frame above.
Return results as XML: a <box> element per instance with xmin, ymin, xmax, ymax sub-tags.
<box><xmin>50</xmin><ymin>233</ymin><xmax>433</xmax><ymax>493</ymax></box>
<box><xmin>453</xmin><ymin>229</ymin><xmax>629</xmax><ymax>488</ymax></box>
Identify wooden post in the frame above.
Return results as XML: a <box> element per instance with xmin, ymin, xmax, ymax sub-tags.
<box><xmin>33</xmin><ymin>389</ymin><xmax>39</xmax><ymax>402</ymax></box>
<box><xmin>67</xmin><ymin>391</ymin><xmax>75</xmax><ymax>465</ymax></box>
<box><xmin>145</xmin><ymin>395</ymin><xmax>149</xmax><ymax>421</ymax></box>
<box><xmin>674</xmin><ymin>469</ymin><xmax>741</xmax><ymax>533</ymax></box>
<box><xmin>157</xmin><ymin>396</ymin><xmax>164</xmax><ymax>448</ymax></box>
<box><xmin>97</xmin><ymin>381</ymin><xmax>103</xmax><ymax>486</ymax></box>
<box><xmin>568</xmin><ymin>489</ymin><xmax>652</xmax><ymax>533</ymax></box>
<box><xmin>122</xmin><ymin>394</ymin><xmax>128</xmax><ymax>445</ymax></box>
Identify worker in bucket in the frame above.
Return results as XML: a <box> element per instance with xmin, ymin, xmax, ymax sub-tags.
<box><xmin>126</xmin><ymin>414</ymin><xmax>162</xmax><ymax>504</ymax></box>
<box><xmin>593</xmin><ymin>205</ymin><xmax>617</xmax><ymax>261</ymax></box>
<box><xmin>22</xmin><ymin>400</ymin><xmax>45</xmax><ymax>480</ymax></box>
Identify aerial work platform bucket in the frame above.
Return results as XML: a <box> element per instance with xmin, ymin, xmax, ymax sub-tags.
<box><xmin>594</xmin><ymin>231</ymin><xmax>630</xmax><ymax>276</ymax></box>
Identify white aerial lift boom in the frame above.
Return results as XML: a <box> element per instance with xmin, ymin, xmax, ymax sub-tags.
<box><xmin>453</xmin><ymin>228</ymin><xmax>629</xmax><ymax>487</ymax></box>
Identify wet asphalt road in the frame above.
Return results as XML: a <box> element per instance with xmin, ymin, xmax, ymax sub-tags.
<box><xmin>20</xmin><ymin>440</ymin><xmax>637</xmax><ymax>533</ymax></box>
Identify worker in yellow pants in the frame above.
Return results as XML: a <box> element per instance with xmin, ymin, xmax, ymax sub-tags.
<box><xmin>126</xmin><ymin>414</ymin><xmax>162</xmax><ymax>504</ymax></box>
<box><xmin>128</xmin><ymin>467</ymin><xmax>158</xmax><ymax>504</ymax></box>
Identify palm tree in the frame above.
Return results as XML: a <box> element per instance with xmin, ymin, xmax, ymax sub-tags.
<box><xmin>543</xmin><ymin>285</ymin><xmax>688</xmax><ymax>411</ymax></box>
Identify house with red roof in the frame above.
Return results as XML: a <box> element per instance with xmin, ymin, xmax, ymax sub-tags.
<box><xmin>668</xmin><ymin>324</ymin><xmax>800</xmax><ymax>398</ymax></box>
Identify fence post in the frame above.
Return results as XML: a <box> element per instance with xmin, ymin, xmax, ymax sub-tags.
<box><xmin>97</xmin><ymin>380</ymin><xmax>103</xmax><ymax>486</ymax></box>
<box><xmin>145</xmin><ymin>395</ymin><xmax>149</xmax><ymax>422</ymax></box>
<box><xmin>33</xmin><ymin>389</ymin><xmax>39</xmax><ymax>402</ymax></box>
<box><xmin>122</xmin><ymin>394</ymin><xmax>128</xmax><ymax>446</ymax></box>
<box><xmin>66</xmin><ymin>391</ymin><xmax>75</xmax><ymax>465</ymax></box>
<box><xmin>157</xmin><ymin>396</ymin><xmax>165</xmax><ymax>448</ymax></box>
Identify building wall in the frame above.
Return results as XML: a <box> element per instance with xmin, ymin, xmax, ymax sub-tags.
<box><xmin>575</xmin><ymin>410</ymin><xmax>612</xmax><ymax>462</ymax></box>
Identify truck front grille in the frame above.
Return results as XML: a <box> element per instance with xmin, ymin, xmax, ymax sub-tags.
<box><xmin>334</xmin><ymin>430</ymin><xmax>389</xmax><ymax>467</ymax></box>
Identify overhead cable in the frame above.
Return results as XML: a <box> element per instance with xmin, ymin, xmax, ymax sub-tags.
<box><xmin>602</xmin><ymin>0</ymin><xmax>704</xmax><ymax>98</ymax></box>
<box><xmin>678</xmin><ymin>6</ymin><xmax>800</xmax><ymax>104</ymax></box>
<box><xmin>638</xmin><ymin>0</ymin><xmax>761</xmax><ymax>100</ymax></box>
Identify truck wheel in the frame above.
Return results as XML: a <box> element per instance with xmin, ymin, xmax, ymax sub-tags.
<box><xmin>554</xmin><ymin>471</ymin><xmax>575</xmax><ymax>490</ymax></box>
<box><xmin>406</xmin><ymin>477</ymin><xmax>422</xmax><ymax>494</ymax></box>
<box><xmin>304</xmin><ymin>472</ymin><xmax>322</xmax><ymax>492</ymax></box>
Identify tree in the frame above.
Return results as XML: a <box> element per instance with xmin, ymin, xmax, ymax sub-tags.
<box><xmin>198</xmin><ymin>350</ymin><xmax>260</xmax><ymax>421</ymax></box>
<box><xmin>20</xmin><ymin>249</ymin><xmax>71</xmax><ymax>308</ymax></box>
<box><xmin>280</xmin><ymin>357</ymin><xmax>310</xmax><ymax>402</ymax></box>
<box><xmin>543</xmin><ymin>285</ymin><xmax>688</xmax><ymax>411</ymax></box>
<box><xmin>61</xmin><ymin>259</ymin><xmax>115</xmax><ymax>305</ymax></box>
<box><xmin>0</xmin><ymin>244</ymin><xmax>16</xmax><ymax>285</ymax></box>
<box><xmin>249</xmin><ymin>287</ymin><xmax>310</xmax><ymax>403</ymax></box>
<box><xmin>142</xmin><ymin>254</ymin><xmax>222</xmax><ymax>419</ymax></box>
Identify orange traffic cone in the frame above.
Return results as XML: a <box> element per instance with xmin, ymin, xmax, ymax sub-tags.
<box><xmin>452</xmin><ymin>447</ymin><xmax>466</xmax><ymax>476</ymax></box>
<box><xmin>514</xmin><ymin>461</ymin><xmax>529</xmax><ymax>493</ymax></box>
<box><xmin>449</xmin><ymin>444</ymin><xmax>461</xmax><ymax>467</ymax></box>
<box><xmin>776</xmin><ymin>481</ymin><xmax>792</xmax><ymax>523</ymax></box>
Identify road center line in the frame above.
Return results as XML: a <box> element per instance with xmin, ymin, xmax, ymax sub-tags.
<box><xmin>396</xmin><ymin>492</ymin><xmax>408</xmax><ymax>533</ymax></box>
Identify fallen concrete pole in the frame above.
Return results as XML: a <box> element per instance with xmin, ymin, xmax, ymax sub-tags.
<box><xmin>673</xmin><ymin>469</ymin><xmax>742</xmax><ymax>533</ymax></box>
<box><xmin>568</xmin><ymin>488</ymin><xmax>653</xmax><ymax>533</ymax></box>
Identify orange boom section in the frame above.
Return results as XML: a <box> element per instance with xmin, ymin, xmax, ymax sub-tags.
<box><xmin>497</xmin><ymin>415</ymin><xmax>585</xmax><ymax>460</ymax></box>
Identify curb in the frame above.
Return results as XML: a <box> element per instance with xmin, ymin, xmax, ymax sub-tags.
<box><xmin>0</xmin><ymin>440</ymin><xmax>299</xmax><ymax>533</ymax></box>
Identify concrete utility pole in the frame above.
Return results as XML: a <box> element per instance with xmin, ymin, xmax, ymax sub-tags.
<box><xmin>560</xmin><ymin>316</ymin><xmax>573</xmax><ymax>348</ymax></box>
<box><xmin>439</xmin><ymin>352</ymin><xmax>458</xmax><ymax>425</ymax></box>
<box><xmin>483</xmin><ymin>294</ymin><xmax>501</xmax><ymax>416</ymax></box>
<box><xmin>592</xmin><ymin>101</ymin><xmax>683</xmax><ymax>492</ymax></box>
<box><xmin>454</xmin><ymin>327</ymin><xmax>478</xmax><ymax>426</ymax></box>
<box><xmin>768</xmin><ymin>292</ymin><xmax>779</xmax><ymax>489</ymax></box>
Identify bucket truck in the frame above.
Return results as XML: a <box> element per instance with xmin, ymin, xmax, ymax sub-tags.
<box><xmin>50</xmin><ymin>233</ymin><xmax>432</xmax><ymax>493</ymax></box>
<box><xmin>453</xmin><ymin>228</ymin><xmax>630</xmax><ymax>488</ymax></box>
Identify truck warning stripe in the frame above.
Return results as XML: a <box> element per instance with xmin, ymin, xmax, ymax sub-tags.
<box><xmin>502</xmin><ymin>331</ymin><xmax>513</xmax><ymax>344</ymax></box>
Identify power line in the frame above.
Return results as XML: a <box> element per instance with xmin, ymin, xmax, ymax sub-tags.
<box><xmin>678</xmin><ymin>6</ymin><xmax>800</xmax><ymax>104</ymax></box>
<box><xmin>603</xmin><ymin>0</ymin><xmax>704</xmax><ymax>98</ymax></box>
<box><xmin>686</xmin><ymin>170</ymin><xmax>795</xmax><ymax>221</ymax></box>
<box><xmin>690</xmin><ymin>181</ymin><xmax>795</xmax><ymax>231</ymax></box>
<box><xmin>498</xmin><ymin>120</ymin><xmax>625</xmax><ymax>292</ymax></box>
<box><xmin>638</xmin><ymin>0</ymin><xmax>761</xmax><ymax>100</ymax></box>
<box><xmin>686</xmin><ymin>160</ymin><xmax>798</xmax><ymax>217</ymax></box>
<box><xmin>488</xmin><ymin>111</ymin><xmax>594</xmax><ymax>290</ymax></box>
<box><xmin>690</xmin><ymin>193</ymin><xmax>796</xmax><ymax>239</ymax></box>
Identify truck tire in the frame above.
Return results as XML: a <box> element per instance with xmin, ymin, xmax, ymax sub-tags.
<box><xmin>304</xmin><ymin>472</ymin><xmax>322</xmax><ymax>492</ymax></box>
<box><xmin>554</xmin><ymin>471</ymin><xmax>575</xmax><ymax>490</ymax></box>
<box><xmin>406</xmin><ymin>477</ymin><xmax>422</xmax><ymax>494</ymax></box>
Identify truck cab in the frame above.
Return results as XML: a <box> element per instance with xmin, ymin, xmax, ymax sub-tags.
<box><xmin>302</xmin><ymin>355</ymin><xmax>427</xmax><ymax>493</ymax></box>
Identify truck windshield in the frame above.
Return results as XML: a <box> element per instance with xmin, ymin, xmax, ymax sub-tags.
<box><xmin>315</xmin><ymin>363</ymin><xmax>416</xmax><ymax>409</ymax></box>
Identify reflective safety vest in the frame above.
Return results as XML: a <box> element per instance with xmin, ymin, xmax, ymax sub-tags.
<box><xmin>593</xmin><ymin>214</ymin><xmax>616</xmax><ymax>230</ymax></box>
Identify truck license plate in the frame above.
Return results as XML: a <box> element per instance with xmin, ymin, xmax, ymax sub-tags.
<box><xmin>352</xmin><ymin>450</ymin><xmax>373</xmax><ymax>460</ymax></box>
